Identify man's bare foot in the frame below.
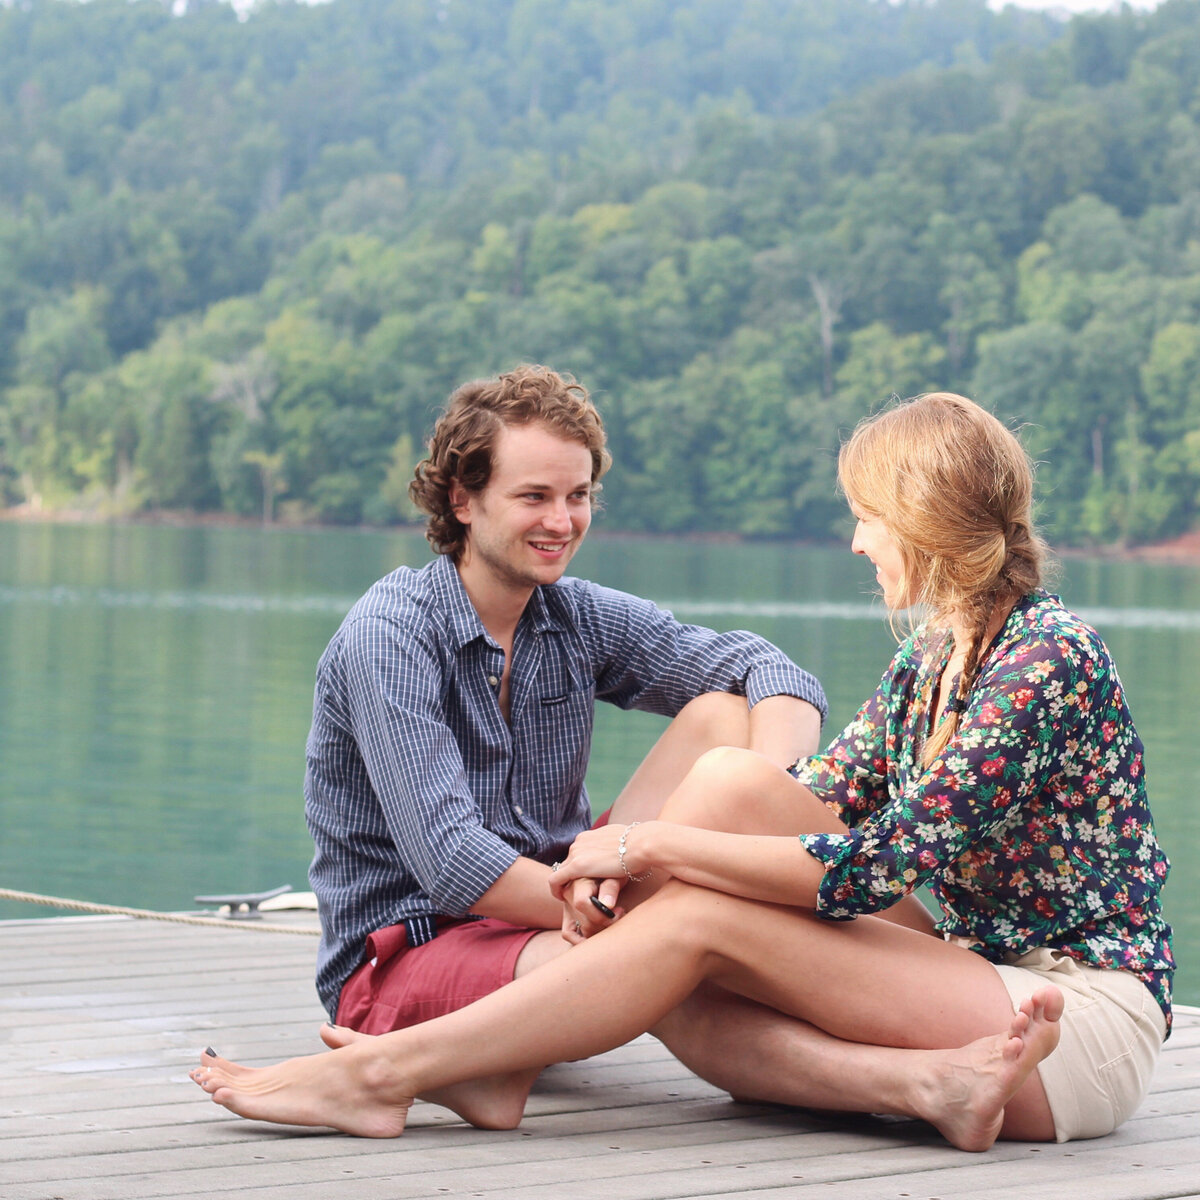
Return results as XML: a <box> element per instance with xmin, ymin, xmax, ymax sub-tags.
<box><xmin>916</xmin><ymin>985</ymin><xmax>1064</xmax><ymax>1152</ymax></box>
<box><xmin>320</xmin><ymin>1023</ymin><xmax>537</xmax><ymax>1130</ymax></box>
<box><xmin>189</xmin><ymin>1043</ymin><xmax>414</xmax><ymax>1138</ymax></box>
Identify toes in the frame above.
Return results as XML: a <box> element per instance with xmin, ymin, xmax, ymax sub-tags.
<box><xmin>1001</xmin><ymin>1032</ymin><xmax>1025</xmax><ymax>1063</ymax></box>
<box><xmin>1040</xmin><ymin>985</ymin><xmax>1065</xmax><ymax>1022</ymax></box>
<box><xmin>320</xmin><ymin>1023</ymin><xmax>369</xmax><ymax>1049</ymax></box>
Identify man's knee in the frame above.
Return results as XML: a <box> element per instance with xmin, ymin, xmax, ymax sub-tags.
<box><xmin>670</xmin><ymin>692</ymin><xmax>751</xmax><ymax>747</ymax></box>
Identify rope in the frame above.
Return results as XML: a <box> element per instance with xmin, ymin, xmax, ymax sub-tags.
<box><xmin>0</xmin><ymin>887</ymin><xmax>320</xmax><ymax>935</ymax></box>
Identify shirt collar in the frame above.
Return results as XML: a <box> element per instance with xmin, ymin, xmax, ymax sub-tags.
<box><xmin>428</xmin><ymin>553</ymin><xmax>565</xmax><ymax>648</ymax></box>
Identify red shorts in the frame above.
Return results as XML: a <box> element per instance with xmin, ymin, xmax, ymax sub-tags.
<box><xmin>337</xmin><ymin>809</ymin><xmax>613</xmax><ymax>1034</ymax></box>
<box><xmin>335</xmin><ymin>918</ymin><xmax>542</xmax><ymax>1034</ymax></box>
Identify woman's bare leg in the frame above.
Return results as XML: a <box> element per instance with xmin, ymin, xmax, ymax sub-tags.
<box><xmin>319</xmin><ymin>1023</ymin><xmax>536</xmax><ymax>1130</ymax></box>
<box><xmin>192</xmin><ymin>878</ymin><xmax>1058</xmax><ymax>1148</ymax></box>
<box><xmin>608</xmin><ymin>692</ymin><xmax>820</xmax><ymax>824</ymax></box>
<box><xmin>606</xmin><ymin>693</ymin><xmax>752</xmax><ymax>824</ymax></box>
<box><xmin>652</xmin><ymin>980</ymin><xmax>1055</xmax><ymax>1143</ymax></box>
<box><xmin>655</xmin><ymin>981</ymin><xmax>1061</xmax><ymax>1148</ymax></box>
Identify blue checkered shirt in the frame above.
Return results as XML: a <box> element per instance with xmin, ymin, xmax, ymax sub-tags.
<box><xmin>307</xmin><ymin>553</ymin><xmax>827</xmax><ymax>1016</ymax></box>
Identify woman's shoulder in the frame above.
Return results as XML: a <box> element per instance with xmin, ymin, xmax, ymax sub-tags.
<box><xmin>998</xmin><ymin>590</ymin><xmax>1113</xmax><ymax>676</ymax></box>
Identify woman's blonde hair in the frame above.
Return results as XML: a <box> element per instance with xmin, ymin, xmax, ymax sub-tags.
<box><xmin>838</xmin><ymin>392</ymin><xmax>1050</xmax><ymax>765</ymax></box>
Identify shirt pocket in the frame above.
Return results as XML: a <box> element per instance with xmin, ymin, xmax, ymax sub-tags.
<box><xmin>523</xmin><ymin>675</ymin><xmax>595</xmax><ymax>803</ymax></box>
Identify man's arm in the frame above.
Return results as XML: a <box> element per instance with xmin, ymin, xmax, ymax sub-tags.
<box><xmin>468</xmin><ymin>856</ymin><xmax>563</xmax><ymax>928</ymax></box>
<box><xmin>339</xmin><ymin>615</ymin><xmax>558</xmax><ymax>923</ymax></box>
<box><xmin>571</xmin><ymin>580</ymin><xmax>829</xmax><ymax>730</ymax></box>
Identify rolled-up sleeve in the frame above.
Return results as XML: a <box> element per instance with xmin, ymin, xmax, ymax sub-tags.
<box><xmin>792</xmin><ymin>681</ymin><xmax>893</xmax><ymax>825</ymax></box>
<box><xmin>569</xmin><ymin>582</ymin><xmax>827</xmax><ymax>722</ymax></box>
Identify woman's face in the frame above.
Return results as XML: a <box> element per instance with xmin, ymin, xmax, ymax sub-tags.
<box><xmin>850</xmin><ymin>505</ymin><xmax>908</xmax><ymax>608</ymax></box>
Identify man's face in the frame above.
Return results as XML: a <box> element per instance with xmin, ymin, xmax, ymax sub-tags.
<box><xmin>454</xmin><ymin>422</ymin><xmax>594</xmax><ymax>595</ymax></box>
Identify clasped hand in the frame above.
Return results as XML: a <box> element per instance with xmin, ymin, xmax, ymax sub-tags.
<box><xmin>548</xmin><ymin>823</ymin><xmax>629</xmax><ymax>944</ymax></box>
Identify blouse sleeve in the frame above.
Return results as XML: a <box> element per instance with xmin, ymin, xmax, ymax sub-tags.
<box><xmin>800</xmin><ymin>625</ymin><xmax>1088</xmax><ymax>920</ymax></box>
<box><xmin>791</xmin><ymin>672</ymin><xmax>894</xmax><ymax>826</ymax></box>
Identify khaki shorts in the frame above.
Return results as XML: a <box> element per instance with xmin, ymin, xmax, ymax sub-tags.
<box><xmin>994</xmin><ymin>949</ymin><xmax>1167</xmax><ymax>1142</ymax></box>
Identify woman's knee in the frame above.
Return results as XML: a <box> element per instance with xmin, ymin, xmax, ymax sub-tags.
<box><xmin>659</xmin><ymin>745</ymin><xmax>770</xmax><ymax>827</ymax></box>
<box><xmin>638</xmin><ymin>876</ymin><xmax>735</xmax><ymax>937</ymax></box>
<box><xmin>642</xmin><ymin>876</ymin><xmax>759</xmax><ymax>943</ymax></box>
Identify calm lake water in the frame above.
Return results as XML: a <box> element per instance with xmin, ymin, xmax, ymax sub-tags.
<box><xmin>0</xmin><ymin>521</ymin><xmax>1196</xmax><ymax>1005</ymax></box>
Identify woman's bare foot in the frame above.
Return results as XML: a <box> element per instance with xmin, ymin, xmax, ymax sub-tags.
<box><xmin>913</xmin><ymin>985</ymin><xmax>1063</xmax><ymax>1152</ymax></box>
<box><xmin>320</xmin><ymin>1023</ymin><xmax>538</xmax><ymax>1130</ymax></box>
<box><xmin>190</xmin><ymin>1042</ymin><xmax>414</xmax><ymax>1138</ymax></box>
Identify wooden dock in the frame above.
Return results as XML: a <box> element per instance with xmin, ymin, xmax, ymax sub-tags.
<box><xmin>2</xmin><ymin>912</ymin><xmax>1197</xmax><ymax>1200</ymax></box>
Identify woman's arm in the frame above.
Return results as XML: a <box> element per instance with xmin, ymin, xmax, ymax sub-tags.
<box><xmin>801</xmin><ymin>618</ymin><xmax>1083</xmax><ymax>921</ymax></box>
<box><xmin>790</xmin><ymin>649</ymin><xmax>911</xmax><ymax>824</ymax></box>
<box><xmin>552</xmin><ymin>751</ymin><xmax>837</xmax><ymax>911</ymax></box>
<box><xmin>551</xmin><ymin>819</ymin><xmax>826</xmax><ymax>909</ymax></box>
<box><xmin>626</xmin><ymin>821</ymin><xmax>828</xmax><ymax>906</ymax></box>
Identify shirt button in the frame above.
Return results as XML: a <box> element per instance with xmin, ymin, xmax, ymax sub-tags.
<box><xmin>513</xmin><ymin>806</ymin><xmax>523</xmax><ymax>815</ymax></box>
<box><xmin>487</xmin><ymin>674</ymin><xmax>499</xmax><ymax>686</ymax></box>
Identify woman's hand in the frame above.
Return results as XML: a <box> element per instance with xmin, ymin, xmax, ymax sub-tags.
<box><xmin>550</xmin><ymin>823</ymin><xmax>645</xmax><ymax>942</ymax></box>
<box><xmin>551</xmin><ymin>823</ymin><xmax>634</xmax><ymax>891</ymax></box>
<box><xmin>555</xmin><ymin>874</ymin><xmax>623</xmax><ymax>943</ymax></box>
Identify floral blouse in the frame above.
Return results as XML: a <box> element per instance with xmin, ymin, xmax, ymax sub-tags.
<box><xmin>792</xmin><ymin>591</ymin><xmax>1174</xmax><ymax>1028</ymax></box>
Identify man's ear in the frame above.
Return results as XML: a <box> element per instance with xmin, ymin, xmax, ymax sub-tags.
<box><xmin>449</xmin><ymin>480</ymin><xmax>471</xmax><ymax>524</ymax></box>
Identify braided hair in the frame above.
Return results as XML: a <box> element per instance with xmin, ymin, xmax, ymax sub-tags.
<box><xmin>838</xmin><ymin>393</ymin><xmax>1051</xmax><ymax>767</ymax></box>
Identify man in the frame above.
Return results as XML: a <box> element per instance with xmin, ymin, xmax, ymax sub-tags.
<box><xmin>306</xmin><ymin>364</ymin><xmax>827</xmax><ymax>1036</ymax></box>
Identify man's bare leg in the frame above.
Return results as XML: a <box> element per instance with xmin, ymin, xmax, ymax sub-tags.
<box><xmin>239</xmin><ymin>925</ymin><xmax>572</xmax><ymax>1133</ymax></box>
<box><xmin>349</xmin><ymin>928</ymin><xmax>571</xmax><ymax>1130</ymax></box>
<box><xmin>660</xmin><ymin>985</ymin><xmax>1062</xmax><ymax>1150</ymax></box>
<box><xmin>608</xmin><ymin>692</ymin><xmax>819</xmax><ymax>824</ymax></box>
<box><xmin>192</xmin><ymin>881</ymin><xmax>1060</xmax><ymax>1148</ymax></box>
<box><xmin>652</xmin><ymin>979</ymin><xmax>1057</xmax><ymax>1144</ymax></box>
<box><xmin>312</xmin><ymin>698</ymin><xmax>776</xmax><ymax>1128</ymax></box>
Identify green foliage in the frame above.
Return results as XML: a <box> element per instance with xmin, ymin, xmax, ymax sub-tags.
<box><xmin>3</xmin><ymin>0</ymin><xmax>1200</xmax><ymax>545</ymax></box>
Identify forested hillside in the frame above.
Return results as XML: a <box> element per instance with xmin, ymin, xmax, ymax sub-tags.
<box><xmin>3</xmin><ymin>0</ymin><xmax>1200</xmax><ymax>545</ymax></box>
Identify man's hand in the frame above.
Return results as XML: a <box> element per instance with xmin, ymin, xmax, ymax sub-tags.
<box><xmin>554</xmin><ymin>878</ymin><xmax>624</xmax><ymax>940</ymax></box>
<box><xmin>549</xmin><ymin>825</ymin><xmax>632</xmax><ymax>942</ymax></box>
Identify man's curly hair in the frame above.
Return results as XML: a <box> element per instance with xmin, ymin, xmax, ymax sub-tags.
<box><xmin>409</xmin><ymin>365</ymin><xmax>611</xmax><ymax>559</ymax></box>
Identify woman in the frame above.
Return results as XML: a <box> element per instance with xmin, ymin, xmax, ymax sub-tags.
<box><xmin>192</xmin><ymin>394</ymin><xmax>1172</xmax><ymax>1150</ymax></box>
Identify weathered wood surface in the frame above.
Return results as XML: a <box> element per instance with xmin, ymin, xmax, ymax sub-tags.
<box><xmin>2</xmin><ymin>914</ymin><xmax>1197</xmax><ymax>1200</ymax></box>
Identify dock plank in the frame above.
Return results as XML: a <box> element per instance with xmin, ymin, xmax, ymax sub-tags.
<box><xmin>2</xmin><ymin>915</ymin><xmax>1196</xmax><ymax>1200</ymax></box>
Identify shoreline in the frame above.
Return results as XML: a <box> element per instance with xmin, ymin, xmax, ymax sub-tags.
<box><xmin>4</xmin><ymin>505</ymin><xmax>1200</xmax><ymax>565</ymax></box>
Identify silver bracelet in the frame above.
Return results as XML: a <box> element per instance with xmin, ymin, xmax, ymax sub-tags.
<box><xmin>618</xmin><ymin>822</ymin><xmax>652</xmax><ymax>883</ymax></box>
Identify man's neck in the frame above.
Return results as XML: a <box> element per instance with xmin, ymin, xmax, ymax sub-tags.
<box><xmin>455</xmin><ymin>558</ymin><xmax>533</xmax><ymax>647</ymax></box>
